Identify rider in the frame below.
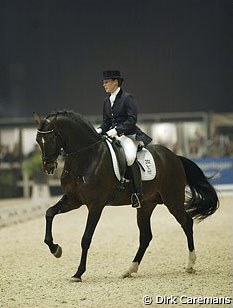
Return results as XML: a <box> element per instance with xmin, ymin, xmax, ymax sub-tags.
<box><xmin>96</xmin><ymin>70</ymin><xmax>152</xmax><ymax>208</ymax></box>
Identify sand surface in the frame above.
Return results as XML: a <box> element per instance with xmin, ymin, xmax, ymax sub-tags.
<box><xmin>0</xmin><ymin>193</ymin><xmax>232</xmax><ymax>308</ymax></box>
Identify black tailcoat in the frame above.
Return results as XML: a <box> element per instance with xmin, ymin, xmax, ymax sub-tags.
<box><xmin>100</xmin><ymin>89</ymin><xmax>152</xmax><ymax>146</ymax></box>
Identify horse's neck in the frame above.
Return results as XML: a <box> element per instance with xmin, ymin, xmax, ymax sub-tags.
<box><xmin>56</xmin><ymin>117</ymin><xmax>99</xmax><ymax>154</ymax></box>
<box><xmin>57</xmin><ymin>117</ymin><xmax>107</xmax><ymax>180</ymax></box>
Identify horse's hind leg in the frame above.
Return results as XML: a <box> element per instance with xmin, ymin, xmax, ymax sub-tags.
<box><xmin>167</xmin><ymin>204</ymin><xmax>196</xmax><ymax>273</ymax></box>
<box><xmin>122</xmin><ymin>204</ymin><xmax>156</xmax><ymax>278</ymax></box>
<box><xmin>44</xmin><ymin>194</ymin><xmax>80</xmax><ymax>258</ymax></box>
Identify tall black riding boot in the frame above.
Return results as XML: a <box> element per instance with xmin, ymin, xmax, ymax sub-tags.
<box><xmin>129</xmin><ymin>161</ymin><xmax>143</xmax><ymax>208</ymax></box>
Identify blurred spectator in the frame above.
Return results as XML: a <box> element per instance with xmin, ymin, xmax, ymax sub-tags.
<box><xmin>0</xmin><ymin>145</ymin><xmax>14</xmax><ymax>163</ymax></box>
<box><xmin>188</xmin><ymin>130</ymin><xmax>206</xmax><ymax>158</ymax></box>
<box><xmin>206</xmin><ymin>134</ymin><xmax>228</xmax><ymax>158</ymax></box>
<box><xmin>172</xmin><ymin>142</ymin><xmax>183</xmax><ymax>155</ymax></box>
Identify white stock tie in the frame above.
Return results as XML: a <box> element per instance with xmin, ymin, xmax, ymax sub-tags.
<box><xmin>110</xmin><ymin>94</ymin><xmax>116</xmax><ymax>107</ymax></box>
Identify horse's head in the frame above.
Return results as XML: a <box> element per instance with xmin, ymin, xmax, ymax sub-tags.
<box><xmin>33</xmin><ymin>112</ymin><xmax>61</xmax><ymax>175</ymax></box>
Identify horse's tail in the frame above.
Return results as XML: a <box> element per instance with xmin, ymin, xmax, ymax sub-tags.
<box><xmin>179</xmin><ymin>156</ymin><xmax>219</xmax><ymax>222</ymax></box>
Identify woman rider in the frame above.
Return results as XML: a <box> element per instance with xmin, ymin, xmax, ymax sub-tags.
<box><xmin>96</xmin><ymin>70</ymin><xmax>152</xmax><ymax>208</ymax></box>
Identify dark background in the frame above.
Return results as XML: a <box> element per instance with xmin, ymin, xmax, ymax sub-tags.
<box><xmin>0</xmin><ymin>0</ymin><xmax>232</xmax><ymax>117</ymax></box>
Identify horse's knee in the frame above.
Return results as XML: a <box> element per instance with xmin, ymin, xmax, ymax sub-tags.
<box><xmin>46</xmin><ymin>204</ymin><xmax>61</xmax><ymax>218</ymax></box>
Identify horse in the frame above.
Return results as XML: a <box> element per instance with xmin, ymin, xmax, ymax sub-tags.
<box><xmin>33</xmin><ymin>110</ymin><xmax>219</xmax><ymax>282</ymax></box>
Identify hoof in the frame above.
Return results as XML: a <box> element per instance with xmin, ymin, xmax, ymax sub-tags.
<box><xmin>53</xmin><ymin>245</ymin><xmax>62</xmax><ymax>258</ymax></box>
<box><xmin>122</xmin><ymin>262</ymin><xmax>139</xmax><ymax>278</ymax></box>
<box><xmin>186</xmin><ymin>267</ymin><xmax>196</xmax><ymax>274</ymax></box>
<box><xmin>122</xmin><ymin>272</ymin><xmax>132</xmax><ymax>278</ymax></box>
<box><xmin>70</xmin><ymin>276</ymin><xmax>82</xmax><ymax>282</ymax></box>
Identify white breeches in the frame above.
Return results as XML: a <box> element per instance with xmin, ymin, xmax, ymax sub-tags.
<box><xmin>117</xmin><ymin>135</ymin><xmax>139</xmax><ymax>166</ymax></box>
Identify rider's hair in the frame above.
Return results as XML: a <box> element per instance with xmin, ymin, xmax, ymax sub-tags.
<box><xmin>113</xmin><ymin>78</ymin><xmax>124</xmax><ymax>87</ymax></box>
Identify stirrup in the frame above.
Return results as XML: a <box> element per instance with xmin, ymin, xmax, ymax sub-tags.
<box><xmin>131</xmin><ymin>193</ymin><xmax>141</xmax><ymax>209</ymax></box>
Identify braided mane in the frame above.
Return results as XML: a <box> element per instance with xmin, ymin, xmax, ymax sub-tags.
<box><xmin>46</xmin><ymin>110</ymin><xmax>100</xmax><ymax>138</ymax></box>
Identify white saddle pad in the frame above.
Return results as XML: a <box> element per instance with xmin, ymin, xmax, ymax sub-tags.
<box><xmin>106</xmin><ymin>139</ymin><xmax>156</xmax><ymax>181</ymax></box>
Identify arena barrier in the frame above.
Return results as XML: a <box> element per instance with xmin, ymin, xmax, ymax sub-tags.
<box><xmin>0</xmin><ymin>186</ymin><xmax>59</xmax><ymax>228</ymax></box>
<box><xmin>193</xmin><ymin>156</ymin><xmax>233</xmax><ymax>191</ymax></box>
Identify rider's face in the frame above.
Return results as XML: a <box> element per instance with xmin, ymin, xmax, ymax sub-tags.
<box><xmin>103</xmin><ymin>79</ymin><xmax>118</xmax><ymax>93</ymax></box>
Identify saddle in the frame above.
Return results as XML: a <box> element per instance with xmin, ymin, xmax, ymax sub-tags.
<box><xmin>105</xmin><ymin>138</ymin><xmax>156</xmax><ymax>182</ymax></box>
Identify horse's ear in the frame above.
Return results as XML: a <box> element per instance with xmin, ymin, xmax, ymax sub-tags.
<box><xmin>47</xmin><ymin>114</ymin><xmax>57</xmax><ymax>124</ymax></box>
<box><xmin>33</xmin><ymin>112</ymin><xmax>42</xmax><ymax>126</ymax></box>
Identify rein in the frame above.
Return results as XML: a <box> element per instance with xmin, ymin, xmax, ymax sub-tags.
<box><xmin>63</xmin><ymin>137</ymin><xmax>104</xmax><ymax>157</ymax></box>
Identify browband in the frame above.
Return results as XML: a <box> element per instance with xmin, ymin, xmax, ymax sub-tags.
<box><xmin>37</xmin><ymin>129</ymin><xmax>54</xmax><ymax>134</ymax></box>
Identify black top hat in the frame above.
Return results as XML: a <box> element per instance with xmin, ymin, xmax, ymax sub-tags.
<box><xmin>102</xmin><ymin>70</ymin><xmax>124</xmax><ymax>80</ymax></box>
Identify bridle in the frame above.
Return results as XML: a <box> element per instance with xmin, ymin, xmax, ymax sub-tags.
<box><xmin>37</xmin><ymin>129</ymin><xmax>62</xmax><ymax>163</ymax></box>
<box><xmin>37</xmin><ymin>128</ymin><xmax>104</xmax><ymax>162</ymax></box>
<box><xmin>37</xmin><ymin>129</ymin><xmax>54</xmax><ymax>134</ymax></box>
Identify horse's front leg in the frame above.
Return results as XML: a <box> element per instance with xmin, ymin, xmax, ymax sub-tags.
<box><xmin>44</xmin><ymin>194</ymin><xmax>79</xmax><ymax>257</ymax></box>
<box><xmin>71</xmin><ymin>206</ymin><xmax>104</xmax><ymax>282</ymax></box>
<box><xmin>123</xmin><ymin>204</ymin><xmax>155</xmax><ymax>278</ymax></box>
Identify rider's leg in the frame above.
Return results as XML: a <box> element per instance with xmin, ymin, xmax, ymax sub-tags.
<box><xmin>117</xmin><ymin>135</ymin><xmax>142</xmax><ymax>208</ymax></box>
<box><xmin>129</xmin><ymin>160</ymin><xmax>143</xmax><ymax>208</ymax></box>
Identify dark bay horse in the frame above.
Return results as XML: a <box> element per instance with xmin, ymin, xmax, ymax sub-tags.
<box><xmin>33</xmin><ymin>111</ymin><xmax>219</xmax><ymax>282</ymax></box>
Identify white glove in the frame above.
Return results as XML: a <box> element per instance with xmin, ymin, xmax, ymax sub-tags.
<box><xmin>107</xmin><ymin>128</ymin><xmax>117</xmax><ymax>138</ymax></box>
<box><xmin>95</xmin><ymin>127</ymin><xmax>102</xmax><ymax>134</ymax></box>
<box><xmin>139</xmin><ymin>141</ymin><xmax>144</xmax><ymax>147</ymax></box>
